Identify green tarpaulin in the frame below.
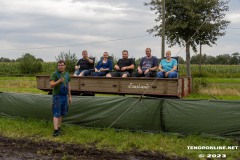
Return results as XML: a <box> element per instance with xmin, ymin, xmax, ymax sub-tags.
<box><xmin>0</xmin><ymin>92</ymin><xmax>240</xmax><ymax>137</ymax></box>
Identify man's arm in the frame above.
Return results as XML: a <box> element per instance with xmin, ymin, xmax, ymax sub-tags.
<box><xmin>114</xmin><ymin>64</ymin><xmax>120</xmax><ymax>70</ymax></box>
<box><xmin>50</xmin><ymin>78</ymin><xmax>63</xmax><ymax>88</ymax></box>
<box><xmin>87</xmin><ymin>57</ymin><xmax>93</xmax><ymax>63</ymax></box>
<box><xmin>121</xmin><ymin>64</ymin><xmax>134</xmax><ymax>71</ymax></box>
<box><xmin>68</xmin><ymin>83</ymin><xmax>72</xmax><ymax>104</ymax></box>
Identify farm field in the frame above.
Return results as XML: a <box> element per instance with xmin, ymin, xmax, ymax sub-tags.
<box><xmin>1</xmin><ymin>62</ymin><xmax>240</xmax><ymax>78</ymax></box>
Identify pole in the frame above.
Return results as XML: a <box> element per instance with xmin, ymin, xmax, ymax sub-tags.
<box><xmin>199</xmin><ymin>42</ymin><xmax>202</xmax><ymax>75</ymax></box>
<box><xmin>161</xmin><ymin>0</ymin><xmax>166</xmax><ymax>59</ymax></box>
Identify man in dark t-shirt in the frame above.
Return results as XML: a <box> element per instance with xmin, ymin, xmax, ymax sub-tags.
<box><xmin>132</xmin><ymin>48</ymin><xmax>158</xmax><ymax>77</ymax></box>
<box><xmin>106</xmin><ymin>50</ymin><xmax>135</xmax><ymax>77</ymax></box>
<box><xmin>74</xmin><ymin>50</ymin><xmax>94</xmax><ymax>76</ymax></box>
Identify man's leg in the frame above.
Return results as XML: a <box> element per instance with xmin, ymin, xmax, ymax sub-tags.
<box><xmin>156</xmin><ymin>71</ymin><xmax>164</xmax><ymax>78</ymax></box>
<box><xmin>144</xmin><ymin>72</ymin><xmax>152</xmax><ymax>77</ymax></box>
<box><xmin>98</xmin><ymin>72</ymin><xmax>107</xmax><ymax>76</ymax></box>
<box><xmin>58</xmin><ymin>95</ymin><xmax>68</xmax><ymax>133</ymax></box>
<box><xmin>53</xmin><ymin>117</ymin><xmax>59</xmax><ymax>130</ymax></box>
<box><xmin>58</xmin><ymin>116</ymin><xmax>62</xmax><ymax>129</ymax></box>
<box><xmin>168</xmin><ymin>71</ymin><xmax>178</xmax><ymax>78</ymax></box>
<box><xmin>121</xmin><ymin>72</ymin><xmax>129</xmax><ymax>78</ymax></box>
<box><xmin>79</xmin><ymin>70</ymin><xmax>85</xmax><ymax>76</ymax></box>
<box><xmin>92</xmin><ymin>72</ymin><xmax>99</xmax><ymax>76</ymax></box>
<box><xmin>83</xmin><ymin>70</ymin><xmax>91</xmax><ymax>76</ymax></box>
<box><xmin>106</xmin><ymin>73</ymin><xmax>112</xmax><ymax>77</ymax></box>
<box><xmin>107</xmin><ymin>72</ymin><xmax>118</xmax><ymax>77</ymax></box>
<box><xmin>74</xmin><ymin>70</ymin><xmax>80</xmax><ymax>76</ymax></box>
<box><xmin>52</xmin><ymin>96</ymin><xmax>61</xmax><ymax>136</ymax></box>
<box><xmin>132</xmin><ymin>71</ymin><xmax>141</xmax><ymax>77</ymax></box>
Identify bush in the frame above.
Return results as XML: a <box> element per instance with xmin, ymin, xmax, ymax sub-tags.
<box><xmin>192</xmin><ymin>78</ymin><xmax>209</xmax><ymax>93</ymax></box>
<box><xmin>55</xmin><ymin>51</ymin><xmax>78</xmax><ymax>73</ymax></box>
<box><xmin>18</xmin><ymin>53</ymin><xmax>43</xmax><ymax>74</ymax></box>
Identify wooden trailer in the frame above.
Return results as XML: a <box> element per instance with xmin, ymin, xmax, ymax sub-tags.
<box><xmin>36</xmin><ymin>76</ymin><xmax>192</xmax><ymax>98</ymax></box>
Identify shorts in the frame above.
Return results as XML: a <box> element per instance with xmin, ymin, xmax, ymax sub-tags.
<box><xmin>110</xmin><ymin>71</ymin><xmax>130</xmax><ymax>77</ymax></box>
<box><xmin>52</xmin><ymin>95</ymin><xmax>68</xmax><ymax>118</ymax></box>
<box><xmin>74</xmin><ymin>69</ymin><xmax>91</xmax><ymax>76</ymax></box>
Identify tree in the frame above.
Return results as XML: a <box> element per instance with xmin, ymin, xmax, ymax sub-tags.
<box><xmin>191</xmin><ymin>54</ymin><xmax>208</xmax><ymax>64</ymax></box>
<box><xmin>178</xmin><ymin>56</ymin><xmax>185</xmax><ymax>64</ymax></box>
<box><xmin>145</xmin><ymin>0</ymin><xmax>230</xmax><ymax>76</ymax></box>
<box><xmin>55</xmin><ymin>51</ymin><xmax>78</xmax><ymax>73</ymax></box>
<box><xmin>231</xmin><ymin>52</ymin><xmax>240</xmax><ymax>64</ymax></box>
<box><xmin>0</xmin><ymin>57</ymin><xmax>15</xmax><ymax>62</ymax></box>
<box><xmin>18</xmin><ymin>53</ymin><xmax>43</xmax><ymax>74</ymax></box>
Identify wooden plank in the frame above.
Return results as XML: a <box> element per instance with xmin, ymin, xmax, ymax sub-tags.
<box><xmin>78</xmin><ymin>78</ymin><xmax>119</xmax><ymax>92</ymax></box>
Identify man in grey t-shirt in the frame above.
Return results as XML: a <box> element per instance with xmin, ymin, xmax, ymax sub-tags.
<box><xmin>132</xmin><ymin>48</ymin><xmax>158</xmax><ymax>77</ymax></box>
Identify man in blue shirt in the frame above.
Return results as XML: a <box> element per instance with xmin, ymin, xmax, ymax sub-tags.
<box><xmin>157</xmin><ymin>51</ymin><xmax>178</xmax><ymax>78</ymax></box>
<box><xmin>132</xmin><ymin>48</ymin><xmax>158</xmax><ymax>77</ymax></box>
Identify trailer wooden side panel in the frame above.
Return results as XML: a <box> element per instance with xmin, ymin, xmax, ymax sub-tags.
<box><xmin>36</xmin><ymin>76</ymin><xmax>192</xmax><ymax>98</ymax></box>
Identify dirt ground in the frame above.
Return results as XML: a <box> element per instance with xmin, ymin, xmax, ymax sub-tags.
<box><xmin>0</xmin><ymin>135</ymin><xmax>189</xmax><ymax>160</ymax></box>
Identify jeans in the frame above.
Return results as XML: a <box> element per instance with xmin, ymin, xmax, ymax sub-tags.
<box><xmin>92</xmin><ymin>71</ymin><xmax>108</xmax><ymax>76</ymax></box>
<box><xmin>156</xmin><ymin>71</ymin><xmax>178</xmax><ymax>78</ymax></box>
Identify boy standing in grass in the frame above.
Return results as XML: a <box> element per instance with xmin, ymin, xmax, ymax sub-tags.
<box><xmin>50</xmin><ymin>60</ymin><xmax>72</xmax><ymax>137</ymax></box>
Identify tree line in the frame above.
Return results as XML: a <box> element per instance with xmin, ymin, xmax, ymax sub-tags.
<box><xmin>190</xmin><ymin>52</ymin><xmax>240</xmax><ymax>65</ymax></box>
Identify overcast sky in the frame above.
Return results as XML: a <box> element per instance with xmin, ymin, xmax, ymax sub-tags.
<box><xmin>0</xmin><ymin>0</ymin><xmax>239</xmax><ymax>61</ymax></box>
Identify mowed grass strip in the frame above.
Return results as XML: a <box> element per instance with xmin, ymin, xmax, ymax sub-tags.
<box><xmin>0</xmin><ymin>77</ymin><xmax>45</xmax><ymax>94</ymax></box>
<box><xmin>0</xmin><ymin>116</ymin><xmax>239</xmax><ymax>160</ymax></box>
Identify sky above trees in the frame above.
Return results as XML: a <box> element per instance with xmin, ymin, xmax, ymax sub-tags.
<box><xmin>0</xmin><ymin>0</ymin><xmax>239</xmax><ymax>61</ymax></box>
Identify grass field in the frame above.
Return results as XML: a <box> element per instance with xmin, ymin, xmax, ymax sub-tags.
<box><xmin>0</xmin><ymin>76</ymin><xmax>239</xmax><ymax>159</ymax></box>
<box><xmin>186</xmin><ymin>78</ymin><xmax>240</xmax><ymax>100</ymax></box>
<box><xmin>0</xmin><ymin>116</ymin><xmax>239</xmax><ymax>160</ymax></box>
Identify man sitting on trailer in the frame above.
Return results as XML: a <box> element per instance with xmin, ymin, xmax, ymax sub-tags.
<box><xmin>74</xmin><ymin>50</ymin><xmax>94</xmax><ymax>76</ymax></box>
<box><xmin>106</xmin><ymin>50</ymin><xmax>135</xmax><ymax>78</ymax></box>
<box><xmin>132</xmin><ymin>48</ymin><xmax>158</xmax><ymax>77</ymax></box>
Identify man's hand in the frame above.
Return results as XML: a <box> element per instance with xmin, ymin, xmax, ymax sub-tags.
<box><xmin>165</xmin><ymin>72</ymin><xmax>169</xmax><ymax>77</ymax></box>
<box><xmin>75</xmin><ymin>65</ymin><xmax>80</xmax><ymax>70</ymax></box>
<box><xmin>58</xmin><ymin>77</ymin><xmax>64</xmax><ymax>83</ymax></box>
<box><xmin>68</xmin><ymin>97</ymin><xmax>72</xmax><ymax>104</ymax></box>
<box><xmin>115</xmin><ymin>65</ymin><xmax>120</xmax><ymax>70</ymax></box>
<box><xmin>144</xmin><ymin>69</ymin><xmax>150</xmax><ymax>75</ymax></box>
<box><xmin>121</xmin><ymin>67</ymin><xmax>126</xmax><ymax>71</ymax></box>
<box><xmin>95</xmin><ymin>68</ymin><xmax>98</xmax><ymax>72</ymax></box>
<box><xmin>138</xmin><ymin>68</ymin><xmax>142</xmax><ymax>74</ymax></box>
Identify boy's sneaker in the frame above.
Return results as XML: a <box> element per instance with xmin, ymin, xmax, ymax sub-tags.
<box><xmin>58</xmin><ymin>127</ymin><xmax>62</xmax><ymax>134</ymax></box>
<box><xmin>53</xmin><ymin>130</ymin><xmax>60</xmax><ymax>137</ymax></box>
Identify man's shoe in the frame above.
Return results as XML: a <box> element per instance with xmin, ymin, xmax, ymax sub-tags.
<box><xmin>58</xmin><ymin>127</ymin><xmax>62</xmax><ymax>134</ymax></box>
<box><xmin>53</xmin><ymin>130</ymin><xmax>60</xmax><ymax>137</ymax></box>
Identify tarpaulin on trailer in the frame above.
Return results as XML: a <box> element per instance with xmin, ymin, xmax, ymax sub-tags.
<box><xmin>0</xmin><ymin>92</ymin><xmax>240</xmax><ymax>137</ymax></box>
